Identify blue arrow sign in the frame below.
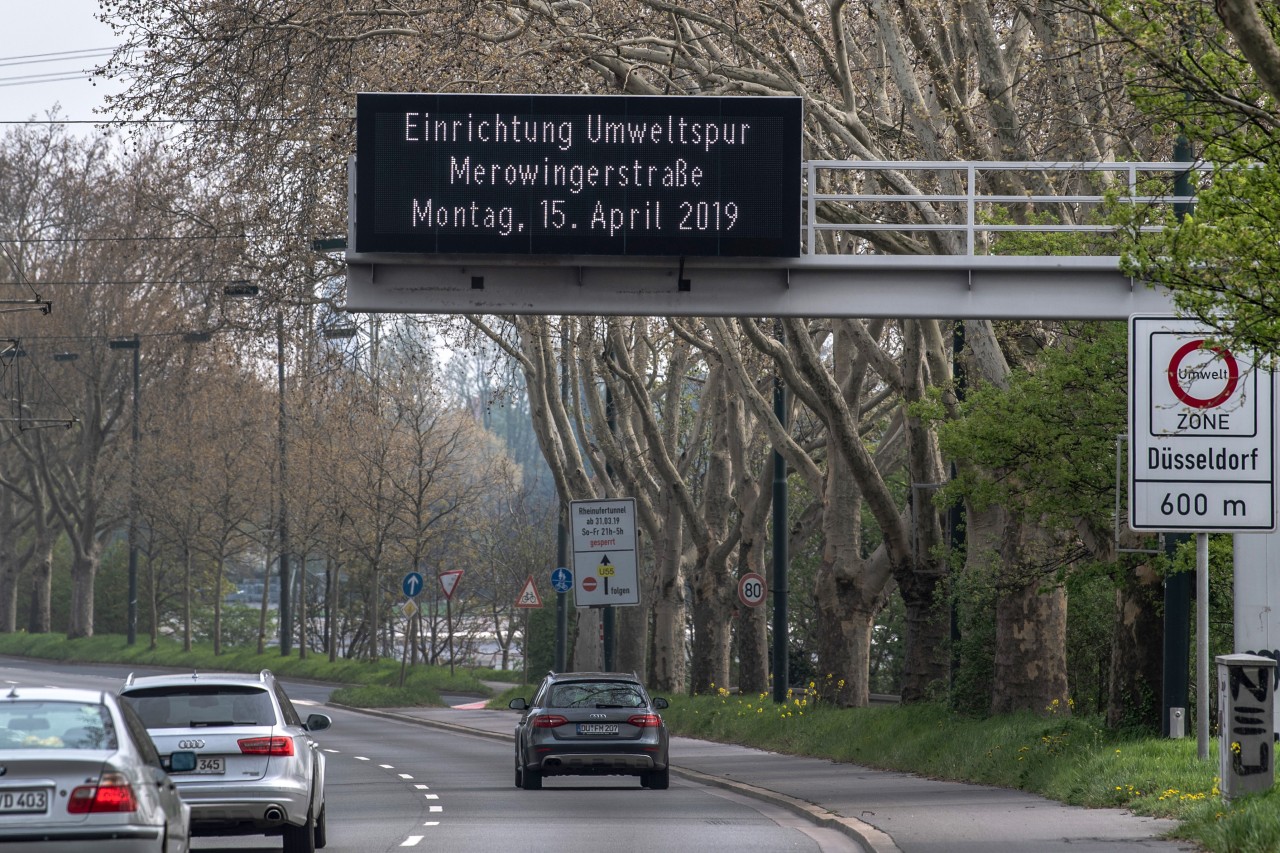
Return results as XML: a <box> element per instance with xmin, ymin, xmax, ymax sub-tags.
<box><xmin>550</xmin><ymin>567</ymin><xmax>573</xmax><ymax>594</ymax></box>
<box><xmin>403</xmin><ymin>571</ymin><xmax>424</xmax><ymax>598</ymax></box>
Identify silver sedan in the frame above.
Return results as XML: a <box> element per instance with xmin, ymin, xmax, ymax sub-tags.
<box><xmin>0</xmin><ymin>686</ymin><xmax>194</xmax><ymax>853</ymax></box>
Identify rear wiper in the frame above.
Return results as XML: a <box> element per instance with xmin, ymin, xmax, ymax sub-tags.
<box><xmin>594</xmin><ymin>704</ymin><xmax>631</xmax><ymax>709</ymax></box>
<box><xmin>189</xmin><ymin>720</ymin><xmax>236</xmax><ymax>727</ymax></box>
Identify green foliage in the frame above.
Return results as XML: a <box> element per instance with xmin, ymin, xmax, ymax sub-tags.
<box><xmin>1100</xmin><ymin>0</ymin><xmax>1280</xmax><ymax>361</ymax></box>
<box><xmin>937</xmin><ymin>321</ymin><xmax>1128</xmax><ymax>531</ymax></box>
<box><xmin>1121</xmin><ymin>163</ymin><xmax>1280</xmax><ymax>363</ymax></box>
<box><xmin>950</xmin><ymin>545</ymin><xmax>998</xmax><ymax>715</ymax></box>
<box><xmin>1065</xmin><ymin>566</ymin><xmax>1120</xmax><ymax>717</ymax></box>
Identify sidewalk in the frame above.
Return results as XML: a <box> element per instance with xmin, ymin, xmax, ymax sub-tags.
<box><xmin>343</xmin><ymin>702</ymin><xmax>1199</xmax><ymax>853</ymax></box>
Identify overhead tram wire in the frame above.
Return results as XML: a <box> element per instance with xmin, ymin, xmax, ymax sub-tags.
<box><xmin>0</xmin><ymin>47</ymin><xmax>116</xmax><ymax>88</ymax></box>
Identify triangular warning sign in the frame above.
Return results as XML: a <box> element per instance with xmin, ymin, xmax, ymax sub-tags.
<box><xmin>439</xmin><ymin>569</ymin><xmax>464</xmax><ymax>600</ymax></box>
<box><xmin>516</xmin><ymin>575</ymin><xmax>543</xmax><ymax>608</ymax></box>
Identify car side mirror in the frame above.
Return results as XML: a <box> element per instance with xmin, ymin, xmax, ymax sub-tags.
<box><xmin>164</xmin><ymin>751</ymin><xmax>197</xmax><ymax>773</ymax></box>
<box><xmin>652</xmin><ymin>697</ymin><xmax>669</xmax><ymax>710</ymax></box>
<box><xmin>305</xmin><ymin>713</ymin><xmax>332</xmax><ymax>732</ymax></box>
<box><xmin>508</xmin><ymin>698</ymin><xmax>529</xmax><ymax>711</ymax></box>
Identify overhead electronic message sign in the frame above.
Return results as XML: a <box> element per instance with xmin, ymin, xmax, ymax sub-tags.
<box><xmin>354</xmin><ymin>93</ymin><xmax>802</xmax><ymax>258</ymax></box>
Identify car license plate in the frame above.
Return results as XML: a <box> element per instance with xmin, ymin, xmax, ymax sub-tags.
<box><xmin>577</xmin><ymin>723</ymin><xmax>619</xmax><ymax>735</ymax></box>
<box><xmin>0</xmin><ymin>789</ymin><xmax>48</xmax><ymax>814</ymax></box>
<box><xmin>192</xmin><ymin>756</ymin><xmax>225</xmax><ymax>774</ymax></box>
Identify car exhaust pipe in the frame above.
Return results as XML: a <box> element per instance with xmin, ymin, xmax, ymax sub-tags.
<box><xmin>264</xmin><ymin>806</ymin><xmax>285</xmax><ymax>822</ymax></box>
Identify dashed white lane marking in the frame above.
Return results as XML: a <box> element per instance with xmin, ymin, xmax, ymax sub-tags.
<box><xmin>294</xmin><ymin>699</ymin><xmax>318</xmax><ymax>706</ymax></box>
<box><xmin>451</xmin><ymin>700</ymin><xmax>488</xmax><ymax>710</ymax></box>
<box><xmin>379</xmin><ymin>764</ymin><xmax>394</xmax><ymax>769</ymax></box>
<box><xmin>429</xmin><ymin>805</ymin><xmax>443</xmax><ymax>813</ymax></box>
<box><xmin>323</xmin><ymin>749</ymin><xmax>339</xmax><ymax>754</ymax></box>
<box><xmin>414</xmin><ymin>784</ymin><xmax>429</xmax><ymax>790</ymax></box>
<box><xmin>425</xmin><ymin>794</ymin><xmax>438</xmax><ymax>800</ymax></box>
<box><xmin>401</xmin><ymin>836</ymin><xmax>423</xmax><ymax>846</ymax></box>
<box><xmin>398</xmin><ymin>773</ymin><xmax>413</xmax><ymax>779</ymax></box>
<box><xmin>423</xmin><ymin>821</ymin><xmax>440</xmax><ymax>827</ymax></box>
<box><xmin>355</xmin><ymin>756</ymin><xmax>369</xmax><ymax>761</ymax></box>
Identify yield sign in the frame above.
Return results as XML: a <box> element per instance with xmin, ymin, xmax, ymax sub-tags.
<box><xmin>439</xmin><ymin>569</ymin><xmax>464</xmax><ymax>600</ymax></box>
<box><xmin>516</xmin><ymin>575</ymin><xmax>542</xmax><ymax>608</ymax></box>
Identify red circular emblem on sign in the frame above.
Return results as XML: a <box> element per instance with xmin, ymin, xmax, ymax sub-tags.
<box><xmin>582</xmin><ymin>577</ymin><xmax>597</xmax><ymax>592</ymax></box>
<box><xmin>1167</xmin><ymin>339</ymin><xmax>1239</xmax><ymax>409</ymax></box>
<box><xmin>738</xmin><ymin>573</ymin><xmax>767</xmax><ymax>608</ymax></box>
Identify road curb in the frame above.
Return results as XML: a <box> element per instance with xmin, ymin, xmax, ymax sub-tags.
<box><xmin>329</xmin><ymin>702</ymin><xmax>899</xmax><ymax>853</ymax></box>
<box><xmin>670</xmin><ymin>765</ymin><xmax>900</xmax><ymax>853</ymax></box>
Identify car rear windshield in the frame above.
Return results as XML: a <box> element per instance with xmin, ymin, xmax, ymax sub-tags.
<box><xmin>548</xmin><ymin>682</ymin><xmax>646</xmax><ymax>708</ymax></box>
<box><xmin>0</xmin><ymin>700</ymin><xmax>118</xmax><ymax>751</ymax></box>
<box><xmin>122</xmin><ymin>685</ymin><xmax>275</xmax><ymax>728</ymax></box>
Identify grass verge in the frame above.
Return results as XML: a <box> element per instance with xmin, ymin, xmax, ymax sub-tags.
<box><xmin>665</xmin><ymin>688</ymin><xmax>1277</xmax><ymax>853</ymax></box>
<box><xmin>0</xmin><ymin>631</ymin><xmax>499</xmax><ymax>707</ymax></box>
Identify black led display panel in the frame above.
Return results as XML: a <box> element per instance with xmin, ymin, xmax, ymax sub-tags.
<box><xmin>354</xmin><ymin>93</ymin><xmax>802</xmax><ymax>257</ymax></box>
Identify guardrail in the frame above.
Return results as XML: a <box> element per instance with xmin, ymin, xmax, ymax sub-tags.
<box><xmin>804</xmin><ymin>161</ymin><xmax>1205</xmax><ymax>256</ymax></box>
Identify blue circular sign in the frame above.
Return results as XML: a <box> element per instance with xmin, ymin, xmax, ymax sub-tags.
<box><xmin>402</xmin><ymin>571</ymin><xmax>425</xmax><ymax>598</ymax></box>
<box><xmin>550</xmin><ymin>567</ymin><xmax>573</xmax><ymax>594</ymax></box>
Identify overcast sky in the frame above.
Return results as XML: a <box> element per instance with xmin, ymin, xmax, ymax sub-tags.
<box><xmin>0</xmin><ymin>0</ymin><xmax>124</xmax><ymax>128</ymax></box>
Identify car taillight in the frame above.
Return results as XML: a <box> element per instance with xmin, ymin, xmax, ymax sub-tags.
<box><xmin>238</xmin><ymin>736</ymin><xmax>295</xmax><ymax>756</ymax></box>
<box><xmin>68</xmin><ymin>773</ymin><xmax>138</xmax><ymax>814</ymax></box>
<box><xmin>532</xmin><ymin>714</ymin><xmax>569</xmax><ymax>728</ymax></box>
<box><xmin>628</xmin><ymin>714</ymin><xmax>663</xmax><ymax>728</ymax></box>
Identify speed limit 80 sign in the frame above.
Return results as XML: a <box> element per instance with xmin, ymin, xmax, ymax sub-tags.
<box><xmin>1129</xmin><ymin>315</ymin><xmax>1276</xmax><ymax>532</ymax></box>
<box><xmin>738</xmin><ymin>572</ymin><xmax>767</xmax><ymax>608</ymax></box>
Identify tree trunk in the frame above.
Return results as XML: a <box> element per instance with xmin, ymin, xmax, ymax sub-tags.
<box><xmin>991</xmin><ymin>516</ymin><xmax>1070</xmax><ymax>715</ymax></box>
<box><xmin>735</xmin><ymin>527</ymin><xmax>770</xmax><ymax>695</ymax></box>
<box><xmin>649</xmin><ymin>507</ymin><xmax>686</xmax><ymax>692</ymax></box>
<box><xmin>815</xmin><ymin>566</ymin><xmax>880</xmax><ymax>706</ymax></box>
<box><xmin>616</xmin><ymin>596</ymin><xmax>647</xmax><ymax>680</ymax></box>
<box><xmin>690</xmin><ymin>550</ymin><xmax>733</xmax><ymax>693</ymax></box>
<box><xmin>573</xmin><ymin>607</ymin><xmax>602</xmax><ymax>671</ymax></box>
<box><xmin>897</xmin><ymin>563</ymin><xmax>951</xmax><ymax>703</ymax></box>
<box><xmin>66</xmin><ymin>550</ymin><xmax>98</xmax><ymax>639</ymax></box>
<box><xmin>183</xmin><ymin>547</ymin><xmax>192</xmax><ymax>652</ymax></box>
<box><xmin>213</xmin><ymin>555</ymin><xmax>224</xmax><ymax>655</ymax></box>
<box><xmin>27</xmin><ymin>557</ymin><xmax>51</xmax><ymax>634</ymax></box>
<box><xmin>816</xmin><ymin>445</ymin><xmax>885</xmax><ymax>707</ymax></box>
<box><xmin>1107</xmin><ymin>559</ymin><xmax>1164</xmax><ymax>730</ymax></box>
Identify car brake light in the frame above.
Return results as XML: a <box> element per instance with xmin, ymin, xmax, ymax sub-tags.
<box><xmin>532</xmin><ymin>714</ymin><xmax>568</xmax><ymax>728</ymax></box>
<box><xmin>238</xmin><ymin>736</ymin><xmax>295</xmax><ymax>756</ymax></box>
<box><xmin>68</xmin><ymin>773</ymin><xmax>138</xmax><ymax>814</ymax></box>
<box><xmin>628</xmin><ymin>714</ymin><xmax>663</xmax><ymax>728</ymax></box>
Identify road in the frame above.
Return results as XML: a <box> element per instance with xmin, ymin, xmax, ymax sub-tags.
<box><xmin>0</xmin><ymin>657</ymin><xmax>860</xmax><ymax>853</ymax></box>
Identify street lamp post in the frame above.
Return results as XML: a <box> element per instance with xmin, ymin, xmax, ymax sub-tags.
<box><xmin>277</xmin><ymin>310</ymin><xmax>292</xmax><ymax>656</ymax></box>
<box><xmin>109</xmin><ymin>336</ymin><xmax>141</xmax><ymax>646</ymax></box>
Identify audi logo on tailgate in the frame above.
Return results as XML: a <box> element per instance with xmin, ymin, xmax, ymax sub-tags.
<box><xmin>177</xmin><ymin>739</ymin><xmax>205</xmax><ymax>749</ymax></box>
<box><xmin>589</xmin><ymin>714</ymin><xmax>607</xmax><ymax>719</ymax></box>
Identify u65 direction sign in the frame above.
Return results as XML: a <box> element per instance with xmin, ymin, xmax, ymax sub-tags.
<box><xmin>1129</xmin><ymin>315</ymin><xmax>1276</xmax><ymax>532</ymax></box>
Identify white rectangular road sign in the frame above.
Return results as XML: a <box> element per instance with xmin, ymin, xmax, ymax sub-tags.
<box><xmin>1129</xmin><ymin>315</ymin><xmax>1277</xmax><ymax>532</ymax></box>
<box><xmin>570</xmin><ymin>498</ymin><xmax>640</xmax><ymax>607</ymax></box>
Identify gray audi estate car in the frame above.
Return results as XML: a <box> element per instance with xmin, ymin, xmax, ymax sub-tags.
<box><xmin>509</xmin><ymin>671</ymin><xmax>670</xmax><ymax>790</ymax></box>
<box><xmin>119</xmin><ymin>670</ymin><xmax>330</xmax><ymax>853</ymax></box>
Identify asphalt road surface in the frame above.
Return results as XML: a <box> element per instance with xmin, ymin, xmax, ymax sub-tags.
<box><xmin>0</xmin><ymin>657</ymin><xmax>861</xmax><ymax>853</ymax></box>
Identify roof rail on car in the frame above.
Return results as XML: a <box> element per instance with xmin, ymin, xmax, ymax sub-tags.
<box><xmin>259</xmin><ymin>669</ymin><xmax>273</xmax><ymax>682</ymax></box>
